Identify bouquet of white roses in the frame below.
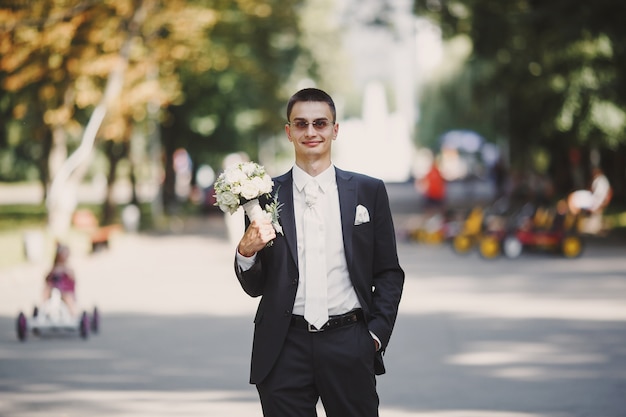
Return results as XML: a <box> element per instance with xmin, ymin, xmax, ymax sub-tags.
<box><xmin>213</xmin><ymin>161</ymin><xmax>283</xmax><ymax>235</ymax></box>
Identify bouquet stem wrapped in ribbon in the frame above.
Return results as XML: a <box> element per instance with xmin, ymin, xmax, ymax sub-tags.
<box><xmin>242</xmin><ymin>199</ymin><xmax>265</xmax><ymax>222</ymax></box>
<box><xmin>214</xmin><ymin>162</ymin><xmax>283</xmax><ymax>236</ymax></box>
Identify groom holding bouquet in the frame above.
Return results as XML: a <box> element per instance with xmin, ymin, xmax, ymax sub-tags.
<box><xmin>234</xmin><ymin>88</ymin><xmax>404</xmax><ymax>417</ymax></box>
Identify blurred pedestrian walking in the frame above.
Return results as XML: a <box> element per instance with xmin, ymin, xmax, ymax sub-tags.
<box><xmin>568</xmin><ymin>167</ymin><xmax>612</xmax><ymax>234</ymax></box>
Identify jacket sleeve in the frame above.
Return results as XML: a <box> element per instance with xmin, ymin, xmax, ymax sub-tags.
<box><xmin>234</xmin><ymin>251</ymin><xmax>267</xmax><ymax>298</ymax></box>
<box><xmin>367</xmin><ymin>179</ymin><xmax>405</xmax><ymax>351</ymax></box>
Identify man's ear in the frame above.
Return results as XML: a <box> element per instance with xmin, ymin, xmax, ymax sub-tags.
<box><xmin>285</xmin><ymin>124</ymin><xmax>293</xmax><ymax>142</ymax></box>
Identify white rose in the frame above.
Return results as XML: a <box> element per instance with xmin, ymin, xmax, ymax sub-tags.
<box><xmin>240</xmin><ymin>180</ymin><xmax>261</xmax><ymax>200</ymax></box>
<box><xmin>251</xmin><ymin>176</ymin><xmax>269</xmax><ymax>195</ymax></box>
<box><xmin>260</xmin><ymin>175</ymin><xmax>274</xmax><ymax>194</ymax></box>
<box><xmin>230</xmin><ymin>184</ymin><xmax>241</xmax><ymax>196</ymax></box>
<box><xmin>241</xmin><ymin>162</ymin><xmax>257</xmax><ymax>177</ymax></box>
<box><xmin>224</xmin><ymin>167</ymin><xmax>247</xmax><ymax>184</ymax></box>
<box><xmin>221</xmin><ymin>204</ymin><xmax>239</xmax><ymax>215</ymax></box>
<box><xmin>216</xmin><ymin>191</ymin><xmax>239</xmax><ymax>213</ymax></box>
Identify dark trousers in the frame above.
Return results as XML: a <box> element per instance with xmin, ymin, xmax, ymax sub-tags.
<box><xmin>256</xmin><ymin>320</ymin><xmax>379</xmax><ymax>417</ymax></box>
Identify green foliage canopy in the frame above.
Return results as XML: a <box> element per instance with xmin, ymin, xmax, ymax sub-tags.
<box><xmin>414</xmin><ymin>0</ymin><xmax>626</xmax><ymax>170</ymax></box>
<box><xmin>0</xmin><ymin>0</ymin><xmax>307</xmax><ymax>188</ymax></box>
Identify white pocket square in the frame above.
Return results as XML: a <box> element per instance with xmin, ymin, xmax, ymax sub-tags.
<box><xmin>354</xmin><ymin>204</ymin><xmax>370</xmax><ymax>225</ymax></box>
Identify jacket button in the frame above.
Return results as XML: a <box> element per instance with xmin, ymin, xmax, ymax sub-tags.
<box><xmin>284</xmin><ymin>310</ymin><xmax>291</xmax><ymax>316</ymax></box>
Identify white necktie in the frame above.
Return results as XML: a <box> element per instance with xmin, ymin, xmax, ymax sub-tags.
<box><xmin>303</xmin><ymin>180</ymin><xmax>328</xmax><ymax>329</ymax></box>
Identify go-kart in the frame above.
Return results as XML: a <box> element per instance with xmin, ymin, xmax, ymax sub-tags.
<box><xmin>451</xmin><ymin>199</ymin><xmax>509</xmax><ymax>259</ymax></box>
<box><xmin>497</xmin><ymin>203</ymin><xmax>584</xmax><ymax>259</ymax></box>
<box><xmin>16</xmin><ymin>288</ymin><xmax>99</xmax><ymax>341</ymax></box>
<box><xmin>500</xmin><ymin>228</ymin><xmax>583</xmax><ymax>259</ymax></box>
<box><xmin>409</xmin><ymin>213</ymin><xmax>451</xmax><ymax>245</ymax></box>
<box><xmin>452</xmin><ymin>206</ymin><xmax>486</xmax><ymax>254</ymax></box>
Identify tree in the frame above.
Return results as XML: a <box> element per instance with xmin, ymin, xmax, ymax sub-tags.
<box><xmin>0</xmin><ymin>1</ymin><xmax>95</xmax><ymax>194</ymax></box>
<box><xmin>1</xmin><ymin>0</ymin><xmax>309</xmax><ymax>234</ymax></box>
<box><xmin>413</xmin><ymin>0</ymin><xmax>626</xmax><ymax>200</ymax></box>
<box><xmin>157</xmin><ymin>0</ymin><xmax>307</xmax><ymax>211</ymax></box>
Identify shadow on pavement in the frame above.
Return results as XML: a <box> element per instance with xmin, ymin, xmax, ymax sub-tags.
<box><xmin>2</xmin><ymin>310</ymin><xmax>625</xmax><ymax>416</ymax></box>
<box><xmin>0</xmin><ymin>313</ymin><xmax>254</xmax><ymax>392</ymax></box>
<box><xmin>383</xmin><ymin>312</ymin><xmax>626</xmax><ymax>416</ymax></box>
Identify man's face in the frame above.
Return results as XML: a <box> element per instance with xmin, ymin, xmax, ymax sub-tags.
<box><xmin>286</xmin><ymin>101</ymin><xmax>338</xmax><ymax>161</ymax></box>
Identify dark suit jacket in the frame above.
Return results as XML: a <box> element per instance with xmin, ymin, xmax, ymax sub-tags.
<box><xmin>235</xmin><ymin>167</ymin><xmax>404</xmax><ymax>384</ymax></box>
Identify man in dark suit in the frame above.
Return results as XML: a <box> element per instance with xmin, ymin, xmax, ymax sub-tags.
<box><xmin>235</xmin><ymin>88</ymin><xmax>404</xmax><ymax>417</ymax></box>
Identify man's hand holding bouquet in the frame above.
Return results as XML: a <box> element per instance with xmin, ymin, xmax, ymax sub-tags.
<box><xmin>213</xmin><ymin>162</ymin><xmax>283</xmax><ymax>244</ymax></box>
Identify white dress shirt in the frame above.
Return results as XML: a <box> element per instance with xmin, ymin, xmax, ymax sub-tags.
<box><xmin>291</xmin><ymin>164</ymin><xmax>361</xmax><ymax>316</ymax></box>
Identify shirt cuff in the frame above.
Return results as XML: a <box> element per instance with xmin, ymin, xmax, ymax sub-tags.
<box><xmin>236</xmin><ymin>250</ymin><xmax>257</xmax><ymax>271</ymax></box>
<box><xmin>369</xmin><ymin>331</ymin><xmax>381</xmax><ymax>351</ymax></box>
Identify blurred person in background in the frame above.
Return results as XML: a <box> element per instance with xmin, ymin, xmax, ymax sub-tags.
<box><xmin>43</xmin><ymin>242</ymin><xmax>77</xmax><ymax>316</ymax></box>
<box><xmin>417</xmin><ymin>160</ymin><xmax>446</xmax><ymax>213</ymax></box>
<box><xmin>568</xmin><ymin>167</ymin><xmax>612</xmax><ymax>234</ymax></box>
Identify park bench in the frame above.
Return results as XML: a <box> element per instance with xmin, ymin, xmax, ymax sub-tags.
<box><xmin>72</xmin><ymin>209</ymin><xmax>120</xmax><ymax>252</ymax></box>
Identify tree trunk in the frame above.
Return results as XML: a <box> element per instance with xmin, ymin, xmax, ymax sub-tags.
<box><xmin>129</xmin><ymin>160</ymin><xmax>139</xmax><ymax>206</ymax></box>
<box><xmin>38</xmin><ymin>125</ymin><xmax>54</xmax><ymax>202</ymax></box>
<box><xmin>160</xmin><ymin>122</ymin><xmax>177</xmax><ymax>214</ymax></box>
<box><xmin>46</xmin><ymin>2</ymin><xmax>151</xmax><ymax>239</ymax></box>
<box><xmin>102</xmin><ymin>115</ymin><xmax>132</xmax><ymax>225</ymax></box>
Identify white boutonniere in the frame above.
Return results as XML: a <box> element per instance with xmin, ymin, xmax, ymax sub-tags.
<box><xmin>265</xmin><ymin>187</ymin><xmax>284</xmax><ymax>235</ymax></box>
<box><xmin>213</xmin><ymin>162</ymin><xmax>283</xmax><ymax>239</ymax></box>
<box><xmin>354</xmin><ymin>204</ymin><xmax>370</xmax><ymax>225</ymax></box>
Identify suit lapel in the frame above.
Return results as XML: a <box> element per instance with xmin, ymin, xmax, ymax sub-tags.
<box><xmin>274</xmin><ymin>172</ymin><xmax>298</xmax><ymax>266</ymax></box>
<box><xmin>336</xmin><ymin>168</ymin><xmax>356</xmax><ymax>268</ymax></box>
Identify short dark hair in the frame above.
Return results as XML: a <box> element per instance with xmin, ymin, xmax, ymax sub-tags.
<box><xmin>286</xmin><ymin>88</ymin><xmax>336</xmax><ymax>123</ymax></box>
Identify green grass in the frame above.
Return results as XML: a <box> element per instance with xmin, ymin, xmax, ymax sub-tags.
<box><xmin>604</xmin><ymin>209</ymin><xmax>626</xmax><ymax>231</ymax></box>
<box><xmin>0</xmin><ymin>201</ymin><xmax>194</xmax><ymax>268</ymax></box>
<box><xmin>0</xmin><ymin>225</ymin><xmax>94</xmax><ymax>269</ymax></box>
<box><xmin>0</xmin><ymin>204</ymin><xmax>99</xmax><ymax>269</ymax></box>
<box><xmin>0</xmin><ymin>204</ymin><xmax>48</xmax><ymax>268</ymax></box>
<box><xmin>0</xmin><ymin>204</ymin><xmax>47</xmax><ymax>231</ymax></box>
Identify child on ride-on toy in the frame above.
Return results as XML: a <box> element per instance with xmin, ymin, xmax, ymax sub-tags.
<box><xmin>43</xmin><ymin>243</ymin><xmax>77</xmax><ymax>316</ymax></box>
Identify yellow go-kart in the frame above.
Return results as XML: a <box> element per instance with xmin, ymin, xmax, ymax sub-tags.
<box><xmin>451</xmin><ymin>207</ymin><xmax>484</xmax><ymax>254</ymax></box>
<box><xmin>410</xmin><ymin>213</ymin><xmax>448</xmax><ymax>245</ymax></box>
<box><xmin>477</xmin><ymin>233</ymin><xmax>502</xmax><ymax>259</ymax></box>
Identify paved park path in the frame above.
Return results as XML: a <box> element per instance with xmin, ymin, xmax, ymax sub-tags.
<box><xmin>1</xmin><ymin>213</ymin><xmax>625</xmax><ymax>417</ymax></box>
